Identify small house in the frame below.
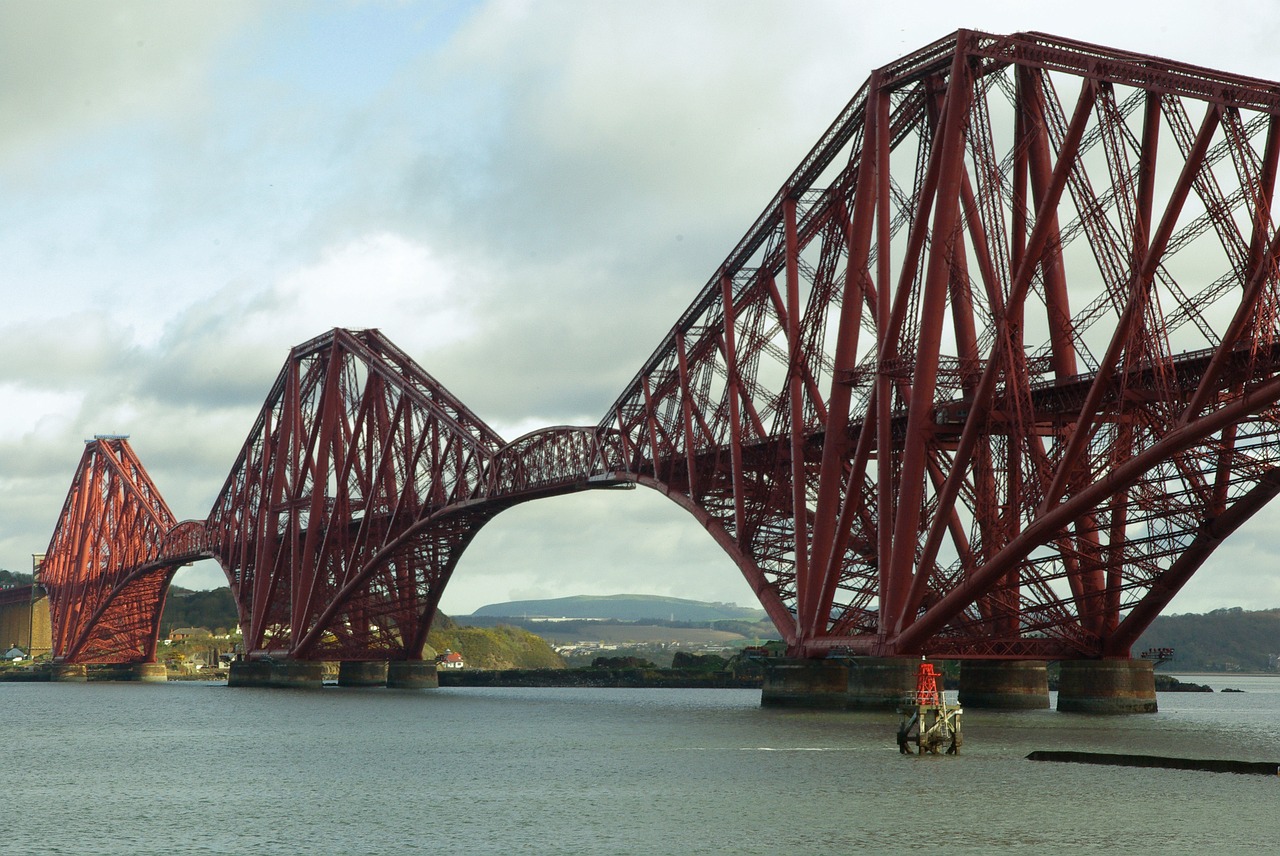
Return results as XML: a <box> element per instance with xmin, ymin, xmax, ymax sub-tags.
<box><xmin>435</xmin><ymin>649</ymin><xmax>465</xmax><ymax>670</ymax></box>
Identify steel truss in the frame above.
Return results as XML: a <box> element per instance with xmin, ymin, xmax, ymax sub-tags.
<box><xmin>40</xmin><ymin>438</ymin><xmax>188</xmax><ymax>663</ymax></box>
<box><xmin>39</xmin><ymin>31</ymin><xmax>1280</xmax><ymax>663</ymax></box>
<box><xmin>203</xmin><ymin>329</ymin><xmax>627</xmax><ymax>661</ymax></box>
<box><xmin>604</xmin><ymin>30</ymin><xmax>1280</xmax><ymax>658</ymax></box>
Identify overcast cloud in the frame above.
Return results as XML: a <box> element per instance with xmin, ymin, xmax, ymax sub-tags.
<box><xmin>3</xmin><ymin>0</ymin><xmax>1280</xmax><ymax>615</ymax></box>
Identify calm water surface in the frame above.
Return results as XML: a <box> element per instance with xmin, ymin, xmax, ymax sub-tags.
<box><xmin>3</xmin><ymin>678</ymin><xmax>1279</xmax><ymax>854</ymax></box>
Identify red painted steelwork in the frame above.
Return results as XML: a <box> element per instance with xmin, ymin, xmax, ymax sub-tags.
<box><xmin>602</xmin><ymin>30</ymin><xmax>1280</xmax><ymax>659</ymax></box>
<box><xmin>207</xmin><ymin>329</ymin><xmax>525</xmax><ymax>661</ymax></box>
<box><xmin>40</xmin><ymin>438</ymin><xmax>193</xmax><ymax>663</ymax></box>
<box><xmin>39</xmin><ymin>31</ymin><xmax>1280</xmax><ymax>665</ymax></box>
<box><xmin>914</xmin><ymin>662</ymin><xmax>942</xmax><ymax>707</ymax></box>
<box><xmin>40</xmin><ymin>333</ymin><xmax>635</xmax><ymax>664</ymax></box>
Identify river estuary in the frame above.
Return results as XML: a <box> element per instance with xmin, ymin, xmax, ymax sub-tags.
<box><xmin>3</xmin><ymin>676</ymin><xmax>1278</xmax><ymax>854</ymax></box>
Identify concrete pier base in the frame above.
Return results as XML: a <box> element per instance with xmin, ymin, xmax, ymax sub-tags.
<box><xmin>761</xmin><ymin>657</ymin><xmax>919</xmax><ymax>710</ymax></box>
<box><xmin>1057</xmin><ymin>659</ymin><xmax>1157</xmax><ymax>714</ymax></box>
<box><xmin>958</xmin><ymin>660</ymin><xmax>1050</xmax><ymax>709</ymax></box>
<box><xmin>845</xmin><ymin>657</ymin><xmax>919</xmax><ymax>710</ymax></box>
<box><xmin>228</xmin><ymin>659</ymin><xmax>324</xmax><ymax>689</ymax></box>
<box><xmin>269</xmin><ymin>660</ymin><xmax>324</xmax><ymax>689</ymax></box>
<box><xmin>131</xmin><ymin>662</ymin><xmax>168</xmax><ymax>683</ymax></box>
<box><xmin>386</xmin><ymin>660</ymin><xmax>438</xmax><ymax>689</ymax></box>
<box><xmin>337</xmin><ymin>660</ymin><xmax>388</xmax><ymax>687</ymax></box>
<box><xmin>761</xmin><ymin>658</ymin><xmax>850</xmax><ymax>708</ymax></box>
<box><xmin>227</xmin><ymin>660</ymin><xmax>270</xmax><ymax>687</ymax></box>
<box><xmin>50</xmin><ymin>663</ymin><xmax>87</xmax><ymax>682</ymax></box>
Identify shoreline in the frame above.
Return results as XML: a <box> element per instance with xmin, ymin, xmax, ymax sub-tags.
<box><xmin>438</xmin><ymin>667</ymin><xmax>762</xmax><ymax>689</ymax></box>
<box><xmin>3</xmin><ymin>665</ymin><xmax>1272</xmax><ymax>688</ymax></box>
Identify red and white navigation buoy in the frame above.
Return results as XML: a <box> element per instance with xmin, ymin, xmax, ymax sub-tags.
<box><xmin>897</xmin><ymin>659</ymin><xmax>963</xmax><ymax>755</ymax></box>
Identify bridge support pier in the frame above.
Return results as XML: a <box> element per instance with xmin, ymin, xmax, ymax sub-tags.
<box><xmin>130</xmin><ymin>662</ymin><xmax>168</xmax><ymax>683</ymax></box>
<box><xmin>958</xmin><ymin>660</ymin><xmax>1050</xmax><ymax>709</ymax></box>
<box><xmin>760</xmin><ymin>657</ymin><xmax>918</xmax><ymax>710</ymax></box>
<box><xmin>227</xmin><ymin>660</ymin><xmax>269</xmax><ymax>687</ymax></box>
<box><xmin>845</xmin><ymin>657</ymin><xmax>919</xmax><ymax>709</ymax></box>
<box><xmin>386</xmin><ymin>660</ymin><xmax>438</xmax><ymax>689</ymax></box>
<box><xmin>50</xmin><ymin>663</ymin><xmax>87</xmax><ymax>682</ymax></box>
<box><xmin>228</xmin><ymin>659</ymin><xmax>324</xmax><ymax>689</ymax></box>
<box><xmin>269</xmin><ymin>660</ymin><xmax>324</xmax><ymax>689</ymax></box>
<box><xmin>338</xmin><ymin>660</ymin><xmax>388</xmax><ymax>687</ymax></box>
<box><xmin>760</xmin><ymin>658</ymin><xmax>849</xmax><ymax>708</ymax></box>
<box><xmin>1056</xmin><ymin>659</ymin><xmax>1157</xmax><ymax>714</ymax></box>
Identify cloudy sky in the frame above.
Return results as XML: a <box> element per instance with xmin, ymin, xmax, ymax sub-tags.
<box><xmin>4</xmin><ymin>0</ymin><xmax>1280</xmax><ymax>617</ymax></box>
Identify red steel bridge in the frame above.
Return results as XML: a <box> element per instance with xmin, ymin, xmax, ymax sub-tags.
<box><xmin>37</xmin><ymin>30</ymin><xmax>1280</xmax><ymax>667</ymax></box>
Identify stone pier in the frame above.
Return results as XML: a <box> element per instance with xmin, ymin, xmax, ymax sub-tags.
<box><xmin>46</xmin><ymin>662</ymin><xmax>167</xmax><ymax>682</ymax></box>
<box><xmin>130</xmin><ymin>662</ymin><xmax>169</xmax><ymax>683</ymax></box>
<box><xmin>761</xmin><ymin>657</ymin><xmax>918</xmax><ymax>710</ymax></box>
<box><xmin>227</xmin><ymin>660</ymin><xmax>270</xmax><ymax>687</ymax></box>
<box><xmin>337</xmin><ymin>660</ymin><xmax>388</xmax><ymax>687</ymax></box>
<box><xmin>958</xmin><ymin>660</ymin><xmax>1050</xmax><ymax>709</ymax></box>
<box><xmin>50</xmin><ymin>663</ymin><xmax>87</xmax><ymax>682</ymax></box>
<box><xmin>386</xmin><ymin>660</ymin><xmax>438</xmax><ymax>689</ymax></box>
<box><xmin>228</xmin><ymin>659</ymin><xmax>324</xmax><ymax>689</ymax></box>
<box><xmin>845</xmin><ymin>657</ymin><xmax>919</xmax><ymax>710</ymax></box>
<box><xmin>1056</xmin><ymin>659</ymin><xmax>1157</xmax><ymax>714</ymax></box>
<box><xmin>760</xmin><ymin>658</ymin><xmax>850</xmax><ymax>708</ymax></box>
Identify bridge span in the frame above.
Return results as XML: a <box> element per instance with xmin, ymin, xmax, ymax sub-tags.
<box><xmin>33</xmin><ymin>30</ymin><xmax>1280</xmax><ymax>711</ymax></box>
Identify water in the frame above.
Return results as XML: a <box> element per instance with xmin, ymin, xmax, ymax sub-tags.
<box><xmin>4</xmin><ymin>679</ymin><xmax>1280</xmax><ymax>854</ymax></box>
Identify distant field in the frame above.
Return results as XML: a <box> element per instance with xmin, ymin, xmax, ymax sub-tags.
<box><xmin>527</xmin><ymin>624</ymin><xmax>756</xmax><ymax>646</ymax></box>
<box><xmin>471</xmin><ymin>594</ymin><xmax>765</xmax><ymax>622</ymax></box>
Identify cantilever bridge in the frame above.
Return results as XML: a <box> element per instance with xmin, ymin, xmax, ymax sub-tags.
<box><xmin>35</xmin><ymin>30</ymin><xmax>1280</xmax><ymax>670</ymax></box>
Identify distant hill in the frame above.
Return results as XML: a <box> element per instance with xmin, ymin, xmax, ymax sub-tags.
<box><xmin>1136</xmin><ymin>607</ymin><xmax>1280</xmax><ymax>672</ymax></box>
<box><xmin>160</xmin><ymin>586</ymin><xmax>239</xmax><ymax>636</ymax></box>
<box><xmin>425</xmin><ymin>622</ymin><xmax>565</xmax><ymax>670</ymax></box>
<box><xmin>471</xmin><ymin>594</ymin><xmax>766</xmax><ymax>622</ymax></box>
<box><xmin>0</xmin><ymin>570</ymin><xmax>33</xmax><ymax>587</ymax></box>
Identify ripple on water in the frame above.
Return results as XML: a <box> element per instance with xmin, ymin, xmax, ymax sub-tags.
<box><xmin>3</xmin><ymin>681</ymin><xmax>1278</xmax><ymax>854</ymax></box>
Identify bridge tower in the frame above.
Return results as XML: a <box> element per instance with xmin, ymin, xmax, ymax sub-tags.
<box><xmin>600</xmin><ymin>30</ymin><xmax>1280</xmax><ymax>710</ymax></box>
<box><xmin>40</xmin><ymin>436</ymin><xmax>185</xmax><ymax>679</ymax></box>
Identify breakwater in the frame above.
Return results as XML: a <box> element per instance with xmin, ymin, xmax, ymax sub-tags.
<box><xmin>1028</xmin><ymin>750</ymin><xmax>1279</xmax><ymax>776</ymax></box>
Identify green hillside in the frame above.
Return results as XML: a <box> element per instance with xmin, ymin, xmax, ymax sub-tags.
<box><xmin>471</xmin><ymin>594</ymin><xmax>765</xmax><ymax>622</ymax></box>
<box><xmin>426</xmin><ymin>621</ymin><xmax>565</xmax><ymax>670</ymax></box>
<box><xmin>1136</xmin><ymin>607</ymin><xmax>1280</xmax><ymax>672</ymax></box>
<box><xmin>0</xmin><ymin>570</ymin><xmax>33</xmax><ymax>586</ymax></box>
<box><xmin>161</xmin><ymin>586</ymin><xmax>239</xmax><ymax>635</ymax></box>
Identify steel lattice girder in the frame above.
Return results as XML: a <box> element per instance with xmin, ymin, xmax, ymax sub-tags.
<box><xmin>40</xmin><ymin>438</ymin><xmax>185</xmax><ymax>663</ymax></box>
<box><xmin>42</xmin><ymin>333</ymin><xmax>631</xmax><ymax>664</ymax></box>
<box><xmin>202</xmin><ymin>329</ymin><xmax>623</xmax><ymax>661</ymax></box>
<box><xmin>204</xmin><ymin>329</ymin><xmax>500</xmax><ymax>660</ymax></box>
<box><xmin>601</xmin><ymin>29</ymin><xmax>1280</xmax><ymax>658</ymax></box>
<box><xmin>41</xmin><ymin>30</ymin><xmax>1280</xmax><ymax>665</ymax></box>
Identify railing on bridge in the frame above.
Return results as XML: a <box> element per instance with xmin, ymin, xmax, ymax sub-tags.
<box><xmin>482</xmin><ymin>427</ymin><xmax>631</xmax><ymax>498</ymax></box>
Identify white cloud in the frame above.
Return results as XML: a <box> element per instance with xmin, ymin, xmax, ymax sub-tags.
<box><xmin>439</xmin><ymin>488</ymin><xmax>753</xmax><ymax>615</ymax></box>
<box><xmin>0</xmin><ymin>1</ymin><xmax>256</xmax><ymax>169</ymax></box>
<box><xmin>6</xmin><ymin>0</ymin><xmax>1280</xmax><ymax>632</ymax></box>
<box><xmin>248</xmin><ymin>231</ymin><xmax>477</xmax><ymax>352</ymax></box>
